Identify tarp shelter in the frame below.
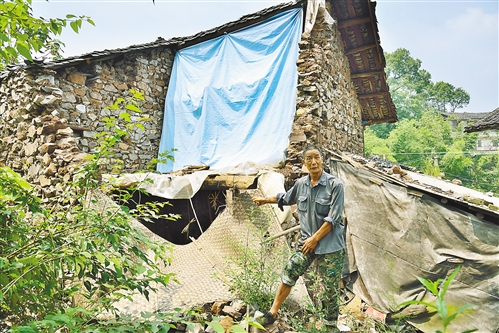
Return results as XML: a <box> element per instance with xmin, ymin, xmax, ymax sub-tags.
<box><xmin>157</xmin><ymin>8</ymin><xmax>303</xmax><ymax>172</ymax></box>
<box><xmin>330</xmin><ymin>158</ymin><xmax>499</xmax><ymax>333</ymax></box>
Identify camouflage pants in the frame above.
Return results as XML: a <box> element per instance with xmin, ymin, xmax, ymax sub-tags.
<box><xmin>282</xmin><ymin>249</ymin><xmax>345</xmax><ymax>322</ymax></box>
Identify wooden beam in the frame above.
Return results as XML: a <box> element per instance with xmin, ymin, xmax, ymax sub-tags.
<box><xmin>357</xmin><ymin>91</ymin><xmax>389</xmax><ymax>99</ymax></box>
<box><xmin>338</xmin><ymin>17</ymin><xmax>371</xmax><ymax>29</ymax></box>
<box><xmin>367</xmin><ymin>1</ymin><xmax>385</xmax><ymax>69</ymax></box>
<box><xmin>105</xmin><ymin>174</ymin><xmax>258</xmax><ymax>191</ymax></box>
<box><xmin>351</xmin><ymin>70</ymin><xmax>384</xmax><ymax>79</ymax></box>
<box><xmin>200</xmin><ymin>175</ymin><xmax>258</xmax><ymax>190</ymax></box>
<box><xmin>345</xmin><ymin>43</ymin><xmax>377</xmax><ymax>55</ymax></box>
<box><xmin>363</xmin><ymin>116</ymin><xmax>397</xmax><ymax>125</ymax></box>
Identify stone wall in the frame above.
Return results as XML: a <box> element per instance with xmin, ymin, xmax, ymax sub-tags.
<box><xmin>283</xmin><ymin>8</ymin><xmax>364</xmax><ymax>179</ymax></box>
<box><xmin>0</xmin><ymin>48</ymin><xmax>174</xmax><ymax>198</ymax></box>
<box><xmin>1</xmin><ymin>17</ymin><xmax>365</xmax><ymax>197</ymax></box>
<box><xmin>52</xmin><ymin>47</ymin><xmax>174</xmax><ymax>169</ymax></box>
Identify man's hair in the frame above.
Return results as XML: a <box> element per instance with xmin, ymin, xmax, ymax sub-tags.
<box><xmin>302</xmin><ymin>144</ymin><xmax>323</xmax><ymax>159</ymax></box>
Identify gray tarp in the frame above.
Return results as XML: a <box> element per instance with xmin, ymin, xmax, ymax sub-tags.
<box><xmin>331</xmin><ymin>160</ymin><xmax>499</xmax><ymax>333</ymax></box>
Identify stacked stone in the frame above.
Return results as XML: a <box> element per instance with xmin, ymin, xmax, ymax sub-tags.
<box><xmin>284</xmin><ymin>9</ymin><xmax>364</xmax><ymax>180</ymax></box>
<box><xmin>55</xmin><ymin>47</ymin><xmax>174</xmax><ymax>171</ymax></box>
<box><xmin>0</xmin><ymin>47</ymin><xmax>174</xmax><ymax>199</ymax></box>
<box><xmin>0</xmin><ymin>69</ymin><xmax>87</xmax><ymax>199</ymax></box>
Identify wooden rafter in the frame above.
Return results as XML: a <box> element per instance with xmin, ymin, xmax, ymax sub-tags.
<box><xmin>338</xmin><ymin>17</ymin><xmax>371</xmax><ymax>29</ymax></box>
<box><xmin>345</xmin><ymin>43</ymin><xmax>377</xmax><ymax>55</ymax></box>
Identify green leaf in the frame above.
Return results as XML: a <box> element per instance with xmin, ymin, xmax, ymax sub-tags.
<box><xmin>84</xmin><ymin>280</ymin><xmax>92</xmax><ymax>292</ymax></box>
<box><xmin>119</xmin><ymin>112</ymin><xmax>131</xmax><ymax>122</ymax></box>
<box><xmin>0</xmin><ymin>33</ymin><xmax>10</xmax><ymax>42</ymax></box>
<box><xmin>0</xmin><ymin>273</ymin><xmax>9</xmax><ymax>286</ymax></box>
<box><xmin>131</xmin><ymin>90</ymin><xmax>145</xmax><ymax>100</ymax></box>
<box><xmin>136</xmin><ymin>265</ymin><xmax>147</xmax><ymax>275</ymax></box>
<box><xmin>69</xmin><ymin>20</ymin><xmax>79</xmax><ymax>33</ymax></box>
<box><xmin>141</xmin><ymin>311</ymin><xmax>153</xmax><ymax>319</ymax></box>
<box><xmin>206</xmin><ymin>321</ymin><xmax>224</xmax><ymax>333</ymax></box>
<box><xmin>248</xmin><ymin>321</ymin><xmax>265</xmax><ymax>330</ymax></box>
<box><xmin>441</xmin><ymin>265</ymin><xmax>460</xmax><ymax>299</ymax></box>
<box><xmin>150</xmin><ymin>321</ymin><xmax>170</xmax><ymax>333</ymax></box>
<box><xmin>230</xmin><ymin>325</ymin><xmax>247</xmax><ymax>333</ymax></box>
<box><xmin>398</xmin><ymin>299</ymin><xmax>435</xmax><ymax>310</ymax></box>
<box><xmin>16</xmin><ymin>43</ymin><xmax>32</xmax><ymax>61</ymax></box>
<box><xmin>125</xmin><ymin>104</ymin><xmax>141</xmax><ymax>112</ymax></box>
<box><xmin>94</xmin><ymin>253</ymin><xmax>105</xmax><ymax>264</ymax></box>
<box><xmin>5</xmin><ymin>46</ymin><xmax>17</xmax><ymax>57</ymax></box>
<box><xmin>416</xmin><ymin>275</ymin><xmax>439</xmax><ymax>296</ymax></box>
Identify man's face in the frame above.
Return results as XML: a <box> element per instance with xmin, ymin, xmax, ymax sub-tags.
<box><xmin>303</xmin><ymin>149</ymin><xmax>323</xmax><ymax>175</ymax></box>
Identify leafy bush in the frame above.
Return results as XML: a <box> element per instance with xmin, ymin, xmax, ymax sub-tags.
<box><xmin>227</xmin><ymin>206</ymin><xmax>288</xmax><ymax>312</ymax></box>
<box><xmin>0</xmin><ymin>91</ymin><xmax>175</xmax><ymax>328</ymax></box>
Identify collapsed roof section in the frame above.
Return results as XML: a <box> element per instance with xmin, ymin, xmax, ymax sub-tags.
<box><xmin>1</xmin><ymin>0</ymin><xmax>396</xmax><ymax>126</ymax></box>
<box><xmin>336</xmin><ymin>152</ymin><xmax>499</xmax><ymax>221</ymax></box>
<box><xmin>329</xmin><ymin>153</ymin><xmax>498</xmax><ymax>332</ymax></box>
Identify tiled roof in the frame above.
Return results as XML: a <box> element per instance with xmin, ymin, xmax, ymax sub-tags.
<box><xmin>441</xmin><ymin>112</ymin><xmax>489</xmax><ymax>121</ymax></box>
<box><xmin>464</xmin><ymin>107</ymin><xmax>499</xmax><ymax>133</ymax></box>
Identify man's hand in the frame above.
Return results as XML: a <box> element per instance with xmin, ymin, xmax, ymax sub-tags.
<box><xmin>253</xmin><ymin>197</ymin><xmax>276</xmax><ymax>206</ymax></box>
<box><xmin>301</xmin><ymin>236</ymin><xmax>318</xmax><ymax>254</ymax></box>
<box><xmin>253</xmin><ymin>197</ymin><xmax>267</xmax><ymax>206</ymax></box>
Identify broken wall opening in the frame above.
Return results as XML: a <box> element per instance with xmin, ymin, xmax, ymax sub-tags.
<box><xmin>123</xmin><ymin>189</ymin><xmax>227</xmax><ymax>245</ymax></box>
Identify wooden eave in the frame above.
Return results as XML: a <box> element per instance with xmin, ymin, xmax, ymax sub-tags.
<box><xmin>328</xmin><ymin>0</ymin><xmax>397</xmax><ymax>125</ymax></box>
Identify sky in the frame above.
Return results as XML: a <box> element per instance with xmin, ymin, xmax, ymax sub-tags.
<box><xmin>32</xmin><ymin>0</ymin><xmax>498</xmax><ymax>114</ymax></box>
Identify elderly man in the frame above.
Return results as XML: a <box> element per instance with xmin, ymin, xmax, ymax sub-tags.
<box><xmin>252</xmin><ymin>144</ymin><xmax>345</xmax><ymax>332</ymax></box>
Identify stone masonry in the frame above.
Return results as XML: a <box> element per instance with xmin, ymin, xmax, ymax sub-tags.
<box><xmin>284</xmin><ymin>7</ymin><xmax>364</xmax><ymax>180</ymax></box>
<box><xmin>0</xmin><ymin>48</ymin><xmax>174</xmax><ymax>199</ymax></box>
<box><xmin>0</xmin><ymin>11</ymin><xmax>364</xmax><ymax>199</ymax></box>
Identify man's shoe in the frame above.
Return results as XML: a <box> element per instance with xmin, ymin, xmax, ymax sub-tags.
<box><xmin>254</xmin><ymin>311</ymin><xmax>276</xmax><ymax>327</ymax></box>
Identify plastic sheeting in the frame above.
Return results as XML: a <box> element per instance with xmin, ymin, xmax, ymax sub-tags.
<box><xmin>157</xmin><ymin>8</ymin><xmax>303</xmax><ymax>173</ymax></box>
<box><xmin>330</xmin><ymin>160</ymin><xmax>499</xmax><ymax>333</ymax></box>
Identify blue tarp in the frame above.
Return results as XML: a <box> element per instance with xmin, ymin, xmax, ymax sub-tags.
<box><xmin>157</xmin><ymin>8</ymin><xmax>303</xmax><ymax>172</ymax></box>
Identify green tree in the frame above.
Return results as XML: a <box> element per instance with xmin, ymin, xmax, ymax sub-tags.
<box><xmin>385</xmin><ymin>48</ymin><xmax>432</xmax><ymax>119</ymax></box>
<box><xmin>470</xmin><ymin>154</ymin><xmax>499</xmax><ymax>192</ymax></box>
<box><xmin>440</xmin><ymin>139</ymin><xmax>474</xmax><ymax>178</ymax></box>
<box><xmin>0</xmin><ymin>0</ymin><xmax>94</xmax><ymax>69</ymax></box>
<box><xmin>429</xmin><ymin>81</ymin><xmax>470</xmax><ymax>113</ymax></box>
<box><xmin>0</xmin><ymin>92</ymin><xmax>176</xmax><ymax>325</ymax></box>
<box><xmin>387</xmin><ymin>113</ymin><xmax>453</xmax><ymax>171</ymax></box>
<box><xmin>363</xmin><ymin>127</ymin><xmax>395</xmax><ymax>161</ymax></box>
<box><xmin>371</xmin><ymin>48</ymin><xmax>470</xmax><ymax>139</ymax></box>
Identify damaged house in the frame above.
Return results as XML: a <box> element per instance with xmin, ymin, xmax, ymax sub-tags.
<box><xmin>0</xmin><ymin>0</ymin><xmax>497</xmax><ymax>332</ymax></box>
